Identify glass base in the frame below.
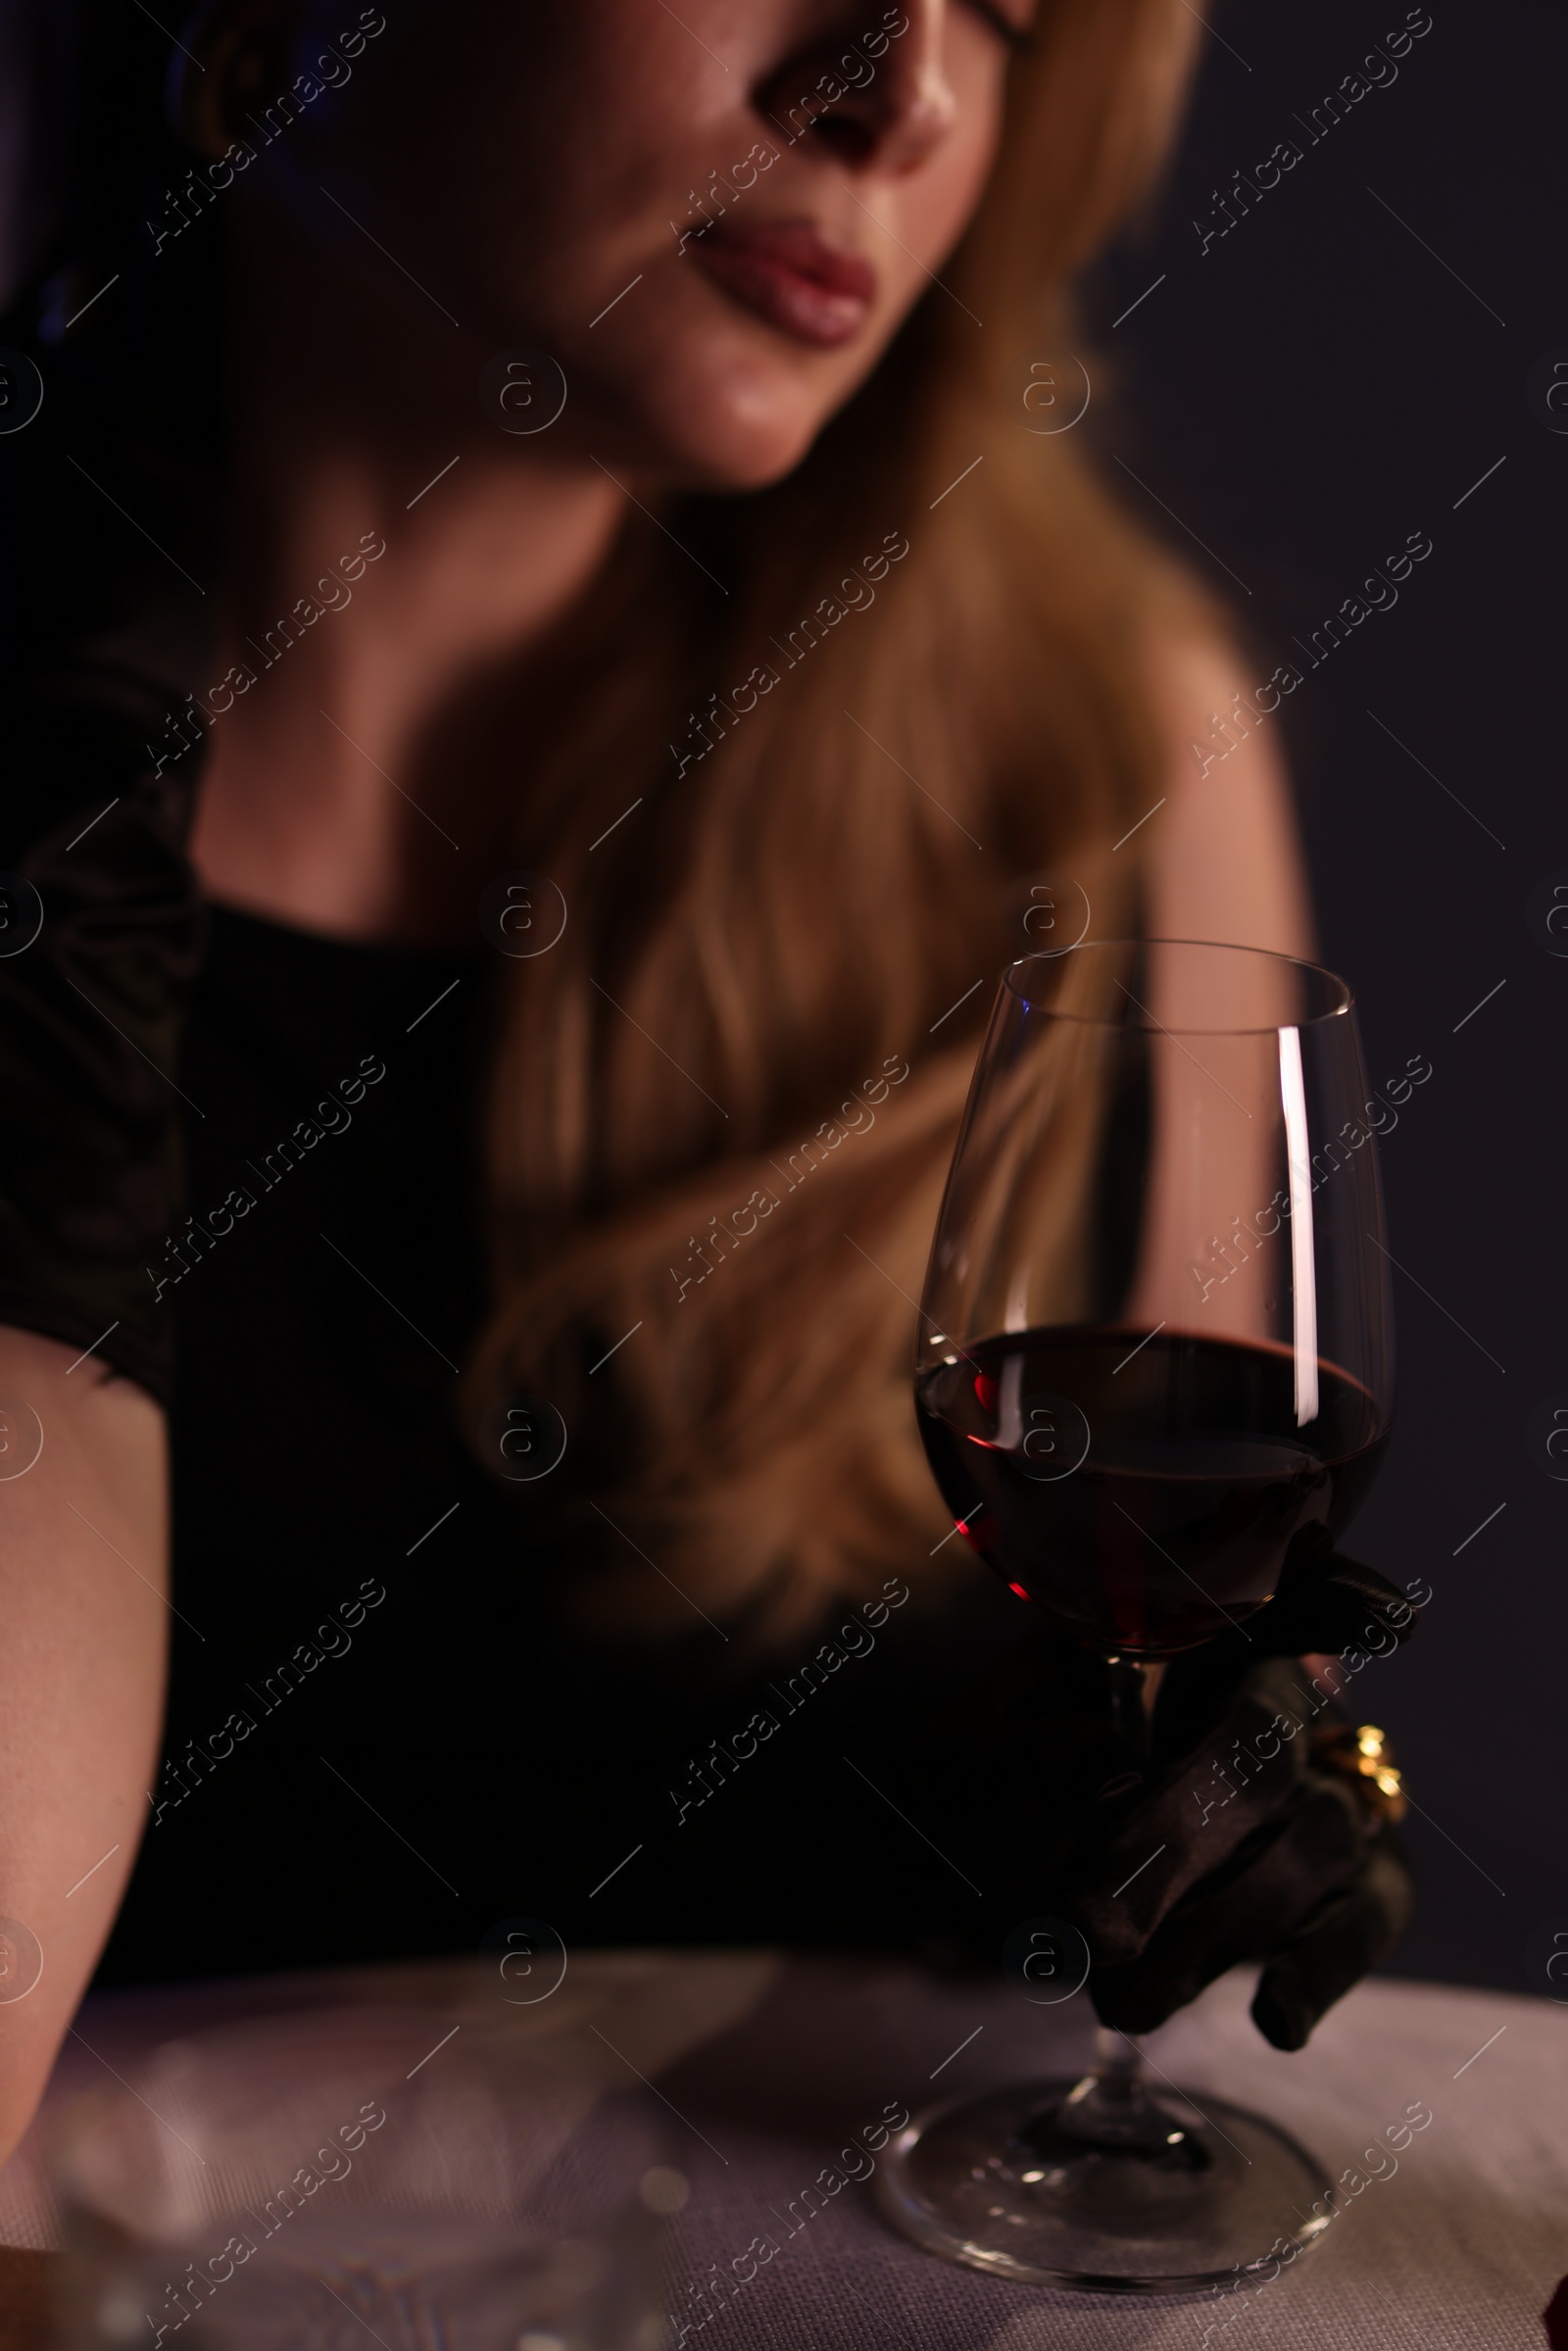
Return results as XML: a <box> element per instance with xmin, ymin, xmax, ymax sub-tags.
<box><xmin>874</xmin><ymin>2073</ymin><xmax>1335</xmax><ymax>2296</ymax></box>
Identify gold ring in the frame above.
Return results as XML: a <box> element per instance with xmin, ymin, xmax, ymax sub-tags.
<box><xmin>1309</xmin><ymin>1721</ymin><xmax>1407</xmax><ymax>1827</ymax></box>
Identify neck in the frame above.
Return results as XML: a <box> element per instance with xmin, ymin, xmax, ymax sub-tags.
<box><xmin>190</xmin><ymin>222</ymin><xmax>626</xmax><ymax>946</ymax></box>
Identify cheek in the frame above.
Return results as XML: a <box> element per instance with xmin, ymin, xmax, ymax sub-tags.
<box><xmin>851</xmin><ymin>53</ymin><xmax>1007</xmax><ymax>347</ymax></box>
<box><xmin>895</xmin><ymin>102</ymin><xmax>1006</xmax><ymax>280</ymax></box>
<box><xmin>923</xmin><ymin>22</ymin><xmax>1014</xmax><ymax>211</ymax></box>
<box><xmin>304</xmin><ymin>4</ymin><xmax>707</xmax><ymax>298</ymax></box>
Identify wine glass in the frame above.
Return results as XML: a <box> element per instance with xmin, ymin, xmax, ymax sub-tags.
<box><xmin>875</xmin><ymin>939</ymin><xmax>1395</xmax><ymax>2293</ymax></box>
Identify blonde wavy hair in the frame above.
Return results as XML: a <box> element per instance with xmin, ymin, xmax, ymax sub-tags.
<box><xmin>462</xmin><ymin>0</ymin><xmax>1214</xmax><ymax>1648</ymax></box>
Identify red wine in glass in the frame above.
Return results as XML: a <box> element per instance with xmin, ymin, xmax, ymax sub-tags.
<box><xmin>916</xmin><ymin>1326</ymin><xmax>1388</xmax><ymax>1658</ymax></box>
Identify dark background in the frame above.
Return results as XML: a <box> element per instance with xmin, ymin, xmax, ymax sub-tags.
<box><xmin>1085</xmin><ymin>0</ymin><xmax>1566</xmax><ymax>1993</ymax></box>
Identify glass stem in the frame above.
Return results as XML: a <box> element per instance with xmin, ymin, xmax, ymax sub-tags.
<box><xmin>1056</xmin><ymin>2027</ymin><xmax>1155</xmax><ymax>2148</ymax></box>
<box><xmin>1072</xmin><ymin>1662</ymin><xmax>1165</xmax><ymax>2139</ymax></box>
<box><xmin>1092</xmin><ymin>2026</ymin><xmax>1142</xmax><ymax>2086</ymax></box>
<box><xmin>1106</xmin><ymin>1656</ymin><xmax>1165</xmax><ymax>1769</ymax></box>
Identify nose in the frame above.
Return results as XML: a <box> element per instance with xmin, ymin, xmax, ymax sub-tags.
<box><xmin>759</xmin><ymin>2</ymin><xmax>960</xmax><ymax>177</ymax></box>
<box><xmin>864</xmin><ymin>1</ymin><xmax>960</xmax><ymax>171</ymax></box>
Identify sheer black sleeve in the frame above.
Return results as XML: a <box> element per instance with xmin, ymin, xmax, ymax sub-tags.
<box><xmin>0</xmin><ymin>286</ymin><xmax>218</xmax><ymax>1407</ymax></box>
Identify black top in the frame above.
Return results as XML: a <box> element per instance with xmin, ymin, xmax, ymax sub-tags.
<box><xmin>97</xmin><ymin>906</ymin><xmax>1112</xmax><ymax>1987</ymax></box>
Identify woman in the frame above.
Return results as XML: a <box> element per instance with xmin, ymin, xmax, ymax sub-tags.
<box><xmin>0</xmin><ymin>0</ymin><xmax>1412</xmax><ymax>2165</ymax></box>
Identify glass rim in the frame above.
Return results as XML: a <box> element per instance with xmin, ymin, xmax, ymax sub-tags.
<box><xmin>1002</xmin><ymin>937</ymin><xmax>1354</xmax><ymax>1035</ymax></box>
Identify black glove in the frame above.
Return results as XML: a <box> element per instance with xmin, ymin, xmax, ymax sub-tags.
<box><xmin>1060</xmin><ymin>1524</ymin><xmax>1419</xmax><ymax>2050</ymax></box>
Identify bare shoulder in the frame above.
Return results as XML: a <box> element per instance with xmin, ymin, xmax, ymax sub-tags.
<box><xmin>1139</xmin><ymin>625</ymin><xmax>1316</xmax><ymax>961</ymax></box>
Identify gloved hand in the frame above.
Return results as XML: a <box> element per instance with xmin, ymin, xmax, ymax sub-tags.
<box><xmin>1059</xmin><ymin>1524</ymin><xmax>1420</xmax><ymax>2050</ymax></box>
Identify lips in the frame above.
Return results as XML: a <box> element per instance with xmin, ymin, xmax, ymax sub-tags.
<box><xmin>691</xmin><ymin>220</ymin><xmax>876</xmax><ymax>349</ymax></box>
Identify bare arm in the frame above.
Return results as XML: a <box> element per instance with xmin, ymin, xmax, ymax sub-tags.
<box><xmin>1144</xmin><ymin>631</ymin><xmax>1316</xmax><ymax>960</ymax></box>
<box><xmin>0</xmin><ymin>1327</ymin><xmax>168</xmax><ymax>2163</ymax></box>
<box><xmin>1126</xmin><ymin>633</ymin><xmax>1319</xmax><ymax>1337</ymax></box>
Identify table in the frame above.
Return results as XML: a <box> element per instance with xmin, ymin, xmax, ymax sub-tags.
<box><xmin>0</xmin><ymin>1953</ymin><xmax>1560</xmax><ymax>2348</ymax></box>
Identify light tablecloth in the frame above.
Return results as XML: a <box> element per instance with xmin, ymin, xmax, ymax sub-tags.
<box><xmin>0</xmin><ymin>1951</ymin><xmax>1560</xmax><ymax>2349</ymax></box>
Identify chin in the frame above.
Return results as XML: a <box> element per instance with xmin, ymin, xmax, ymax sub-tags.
<box><xmin>666</xmin><ymin>390</ymin><xmax>829</xmax><ymax>494</ymax></box>
<box><xmin>570</xmin><ymin>311</ymin><xmax>861</xmax><ymax>495</ymax></box>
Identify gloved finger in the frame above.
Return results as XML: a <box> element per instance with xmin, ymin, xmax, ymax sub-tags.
<box><xmin>1263</xmin><ymin>1523</ymin><xmax>1420</xmax><ymax>1656</ymax></box>
<box><xmin>1250</xmin><ymin>1836</ymin><xmax>1415</xmax><ymax>2051</ymax></box>
<box><xmin>1088</xmin><ymin>1778</ymin><xmax>1365</xmax><ymax>2033</ymax></box>
<box><xmin>1068</xmin><ymin>1688</ymin><xmax>1303</xmax><ymax>1966</ymax></box>
<box><xmin>1155</xmin><ymin>1528</ymin><xmax>1419</xmax><ymax>1764</ymax></box>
